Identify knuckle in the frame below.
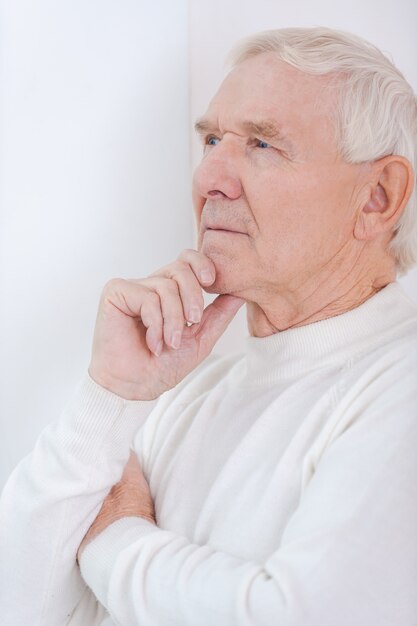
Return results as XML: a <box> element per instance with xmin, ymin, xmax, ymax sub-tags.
<box><xmin>177</xmin><ymin>248</ymin><xmax>195</xmax><ymax>261</ymax></box>
<box><xmin>161</xmin><ymin>278</ymin><xmax>180</xmax><ymax>295</ymax></box>
<box><xmin>146</xmin><ymin>291</ymin><xmax>160</xmax><ymax>307</ymax></box>
<box><xmin>142</xmin><ymin>307</ymin><xmax>159</xmax><ymax>328</ymax></box>
<box><xmin>102</xmin><ymin>277</ymin><xmax>126</xmax><ymax>294</ymax></box>
<box><xmin>142</xmin><ymin>276</ymin><xmax>178</xmax><ymax>296</ymax></box>
<box><xmin>172</xmin><ymin>260</ymin><xmax>189</xmax><ymax>274</ymax></box>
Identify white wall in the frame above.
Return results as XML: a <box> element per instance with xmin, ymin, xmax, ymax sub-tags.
<box><xmin>189</xmin><ymin>0</ymin><xmax>417</xmax><ymax>354</ymax></box>
<box><xmin>0</xmin><ymin>0</ymin><xmax>191</xmax><ymax>487</ymax></box>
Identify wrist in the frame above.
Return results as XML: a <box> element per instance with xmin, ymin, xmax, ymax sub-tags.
<box><xmin>88</xmin><ymin>366</ymin><xmax>155</xmax><ymax>401</ymax></box>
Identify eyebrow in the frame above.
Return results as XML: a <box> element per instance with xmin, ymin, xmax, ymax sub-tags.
<box><xmin>194</xmin><ymin>117</ymin><xmax>297</xmax><ymax>156</ymax></box>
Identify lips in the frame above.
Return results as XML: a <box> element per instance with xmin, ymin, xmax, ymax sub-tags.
<box><xmin>207</xmin><ymin>228</ymin><xmax>238</xmax><ymax>233</ymax></box>
<box><xmin>204</xmin><ymin>225</ymin><xmax>245</xmax><ymax>234</ymax></box>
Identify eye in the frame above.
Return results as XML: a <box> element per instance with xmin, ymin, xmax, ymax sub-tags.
<box><xmin>206</xmin><ymin>135</ymin><xmax>220</xmax><ymax>146</ymax></box>
<box><xmin>257</xmin><ymin>139</ymin><xmax>271</xmax><ymax>149</ymax></box>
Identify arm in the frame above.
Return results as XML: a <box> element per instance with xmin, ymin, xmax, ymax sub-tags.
<box><xmin>0</xmin><ymin>372</ymin><xmax>157</xmax><ymax>625</ymax></box>
<box><xmin>78</xmin><ymin>369</ymin><xmax>417</xmax><ymax>626</ymax></box>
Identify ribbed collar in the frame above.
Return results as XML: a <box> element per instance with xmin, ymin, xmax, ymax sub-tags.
<box><xmin>242</xmin><ymin>282</ymin><xmax>417</xmax><ymax>385</ymax></box>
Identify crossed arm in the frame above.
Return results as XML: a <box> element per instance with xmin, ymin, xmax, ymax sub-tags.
<box><xmin>1</xmin><ymin>369</ymin><xmax>416</xmax><ymax>626</ymax></box>
<box><xmin>75</xmin><ymin>403</ymin><xmax>417</xmax><ymax>626</ymax></box>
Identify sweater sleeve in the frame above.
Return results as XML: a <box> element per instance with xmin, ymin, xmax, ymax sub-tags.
<box><xmin>0</xmin><ymin>372</ymin><xmax>158</xmax><ymax>626</ymax></box>
<box><xmin>79</xmin><ymin>365</ymin><xmax>417</xmax><ymax>626</ymax></box>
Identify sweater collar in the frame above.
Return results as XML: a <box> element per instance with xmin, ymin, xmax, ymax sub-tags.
<box><xmin>243</xmin><ymin>282</ymin><xmax>417</xmax><ymax>384</ymax></box>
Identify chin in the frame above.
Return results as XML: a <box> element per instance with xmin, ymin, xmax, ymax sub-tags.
<box><xmin>203</xmin><ymin>280</ymin><xmax>230</xmax><ymax>295</ymax></box>
<box><xmin>199</xmin><ymin>240</ymin><xmax>250</xmax><ymax>295</ymax></box>
<box><xmin>202</xmin><ymin>261</ymin><xmax>244</xmax><ymax>296</ymax></box>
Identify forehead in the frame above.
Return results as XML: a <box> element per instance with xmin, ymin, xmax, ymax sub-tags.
<box><xmin>204</xmin><ymin>53</ymin><xmax>340</xmax><ymax>158</ymax></box>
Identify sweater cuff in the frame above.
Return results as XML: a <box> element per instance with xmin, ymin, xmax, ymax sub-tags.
<box><xmin>59</xmin><ymin>372</ymin><xmax>159</xmax><ymax>462</ymax></box>
<box><xmin>79</xmin><ymin>516</ymin><xmax>163</xmax><ymax>604</ymax></box>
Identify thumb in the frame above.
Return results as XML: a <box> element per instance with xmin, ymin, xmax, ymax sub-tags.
<box><xmin>196</xmin><ymin>294</ymin><xmax>245</xmax><ymax>351</ymax></box>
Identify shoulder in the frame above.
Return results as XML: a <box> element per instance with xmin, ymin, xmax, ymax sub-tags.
<box><xmin>331</xmin><ymin>324</ymin><xmax>417</xmax><ymax>440</ymax></box>
<box><xmin>351</xmin><ymin>322</ymin><xmax>417</xmax><ymax>385</ymax></box>
<box><xmin>314</xmin><ymin>324</ymin><xmax>417</xmax><ymax>455</ymax></box>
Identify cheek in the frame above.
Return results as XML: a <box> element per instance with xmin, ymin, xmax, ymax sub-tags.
<box><xmin>312</xmin><ymin>170</ymin><xmax>360</xmax><ymax>246</ymax></box>
<box><xmin>247</xmin><ymin>172</ymin><xmax>305</xmax><ymax>238</ymax></box>
<box><xmin>250</xmin><ymin>170</ymin><xmax>347</xmax><ymax>260</ymax></box>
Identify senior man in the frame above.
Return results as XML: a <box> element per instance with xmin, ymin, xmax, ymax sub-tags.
<box><xmin>1</xmin><ymin>26</ymin><xmax>417</xmax><ymax>626</ymax></box>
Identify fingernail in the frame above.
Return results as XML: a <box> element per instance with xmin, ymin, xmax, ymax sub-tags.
<box><xmin>188</xmin><ymin>307</ymin><xmax>201</xmax><ymax>323</ymax></box>
<box><xmin>170</xmin><ymin>330</ymin><xmax>181</xmax><ymax>349</ymax></box>
<box><xmin>200</xmin><ymin>270</ymin><xmax>214</xmax><ymax>284</ymax></box>
<box><xmin>154</xmin><ymin>341</ymin><xmax>163</xmax><ymax>357</ymax></box>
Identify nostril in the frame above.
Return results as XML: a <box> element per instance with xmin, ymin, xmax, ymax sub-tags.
<box><xmin>208</xmin><ymin>190</ymin><xmax>226</xmax><ymax>198</ymax></box>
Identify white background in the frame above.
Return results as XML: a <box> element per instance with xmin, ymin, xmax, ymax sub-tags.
<box><xmin>0</xmin><ymin>0</ymin><xmax>191</xmax><ymax>486</ymax></box>
<box><xmin>1</xmin><ymin>0</ymin><xmax>416</xmax><ymax>488</ymax></box>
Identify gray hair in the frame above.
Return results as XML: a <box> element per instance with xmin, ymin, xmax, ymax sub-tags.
<box><xmin>228</xmin><ymin>27</ymin><xmax>417</xmax><ymax>276</ymax></box>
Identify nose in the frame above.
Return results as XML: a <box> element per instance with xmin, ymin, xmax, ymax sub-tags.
<box><xmin>192</xmin><ymin>140</ymin><xmax>243</xmax><ymax>201</ymax></box>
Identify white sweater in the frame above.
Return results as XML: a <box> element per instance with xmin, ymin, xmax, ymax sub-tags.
<box><xmin>1</xmin><ymin>281</ymin><xmax>417</xmax><ymax>626</ymax></box>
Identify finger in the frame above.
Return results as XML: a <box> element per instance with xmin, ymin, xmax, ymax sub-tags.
<box><xmin>151</xmin><ymin>249</ymin><xmax>216</xmax><ymax>289</ymax></box>
<box><xmin>139</xmin><ymin>277</ymin><xmax>186</xmax><ymax>350</ymax></box>
<box><xmin>161</xmin><ymin>259</ymin><xmax>205</xmax><ymax>324</ymax></box>
<box><xmin>176</xmin><ymin>249</ymin><xmax>216</xmax><ymax>287</ymax></box>
<box><xmin>101</xmin><ymin>279</ymin><xmax>166</xmax><ymax>355</ymax></box>
<box><xmin>149</xmin><ymin>250</ymin><xmax>216</xmax><ymax>324</ymax></box>
<box><xmin>139</xmin><ymin>291</ymin><xmax>163</xmax><ymax>356</ymax></box>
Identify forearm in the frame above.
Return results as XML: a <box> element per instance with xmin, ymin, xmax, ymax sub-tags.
<box><xmin>79</xmin><ymin>512</ymin><xmax>416</xmax><ymax>626</ymax></box>
<box><xmin>79</xmin><ymin>517</ymin><xmax>266</xmax><ymax>626</ymax></box>
<box><xmin>78</xmin><ymin>479</ymin><xmax>156</xmax><ymax>561</ymax></box>
<box><xmin>0</xmin><ymin>372</ymin><xmax>157</xmax><ymax>625</ymax></box>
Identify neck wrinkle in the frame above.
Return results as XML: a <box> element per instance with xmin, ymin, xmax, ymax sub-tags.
<box><xmin>242</xmin><ymin>281</ymin><xmax>417</xmax><ymax>385</ymax></box>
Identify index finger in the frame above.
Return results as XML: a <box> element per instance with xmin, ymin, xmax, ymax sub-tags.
<box><xmin>176</xmin><ymin>249</ymin><xmax>216</xmax><ymax>286</ymax></box>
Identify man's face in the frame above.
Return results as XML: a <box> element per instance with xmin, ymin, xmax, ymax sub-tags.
<box><xmin>192</xmin><ymin>53</ymin><xmax>367</xmax><ymax>300</ymax></box>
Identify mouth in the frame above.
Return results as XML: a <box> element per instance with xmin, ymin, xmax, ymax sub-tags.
<box><xmin>205</xmin><ymin>227</ymin><xmax>246</xmax><ymax>235</ymax></box>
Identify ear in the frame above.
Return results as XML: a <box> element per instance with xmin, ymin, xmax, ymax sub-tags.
<box><xmin>354</xmin><ymin>155</ymin><xmax>414</xmax><ymax>241</ymax></box>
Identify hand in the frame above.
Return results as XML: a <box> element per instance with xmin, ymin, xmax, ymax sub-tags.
<box><xmin>77</xmin><ymin>451</ymin><xmax>155</xmax><ymax>562</ymax></box>
<box><xmin>88</xmin><ymin>248</ymin><xmax>245</xmax><ymax>400</ymax></box>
